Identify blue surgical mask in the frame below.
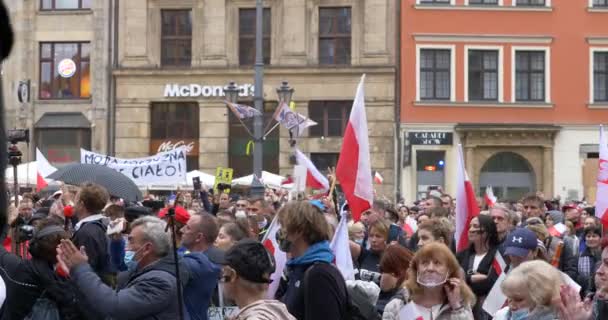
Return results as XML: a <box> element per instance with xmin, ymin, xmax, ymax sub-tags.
<box><xmin>124</xmin><ymin>250</ymin><xmax>135</xmax><ymax>265</ymax></box>
<box><xmin>354</xmin><ymin>239</ymin><xmax>364</xmax><ymax>245</ymax></box>
<box><xmin>510</xmin><ymin>308</ymin><xmax>529</xmax><ymax>320</ymax></box>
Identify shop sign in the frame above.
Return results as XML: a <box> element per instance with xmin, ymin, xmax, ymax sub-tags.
<box><xmin>150</xmin><ymin>139</ymin><xmax>199</xmax><ymax>156</ymax></box>
<box><xmin>58</xmin><ymin>59</ymin><xmax>76</xmax><ymax>78</ymax></box>
<box><xmin>164</xmin><ymin>83</ymin><xmax>254</xmax><ymax>98</ymax></box>
<box><xmin>408</xmin><ymin>132</ymin><xmax>453</xmax><ymax>145</ymax></box>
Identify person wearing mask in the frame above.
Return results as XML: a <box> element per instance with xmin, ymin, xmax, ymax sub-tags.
<box><xmin>416</xmin><ymin>218</ymin><xmax>452</xmax><ymax>249</ymax></box>
<box><xmin>348</xmin><ymin>222</ymin><xmax>366</xmax><ymax>245</ymax></box>
<box><xmin>180</xmin><ymin>213</ymin><xmax>222</xmax><ymax>320</ymax></box>
<box><xmin>457</xmin><ymin>215</ymin><xmax>501</xmax><ymax>320</ymax></box>
<box><xmin>57</xmin><ymin>216</ymin><xmax>187</xmax><ymax>319</ymax></box>
<box><xmin>494</xmin><ymin>260</ymin><xmax>563</xmax><ymax>320</ymax></box>
<box><xmin>577</xmin><ymin>226</ymin><xmax>603</xmax><ymax>295</ymax></box>
<box><xmin>377</xmin><ymin>245</ymin><xmax>413</xmax><ymax>318</ymax></box>
<box><xmin>0</xmin><ymin>219</ymin><xmax>94</xmax><ymax>319</ymax></box>
<box><xmin>402</xmin><ymin>242</ymin><xmax>475</xmax><ymax>319</ymax></box>
<box><xmin>350</xmin><ymin>219</ymin><xmax>390</xmax><ymax>286</ymax></box>
<box><xmin>215</xmin><ymin>220</ymin><xmax>250</xmax><ymax>251</ymax></box>
<box><xmin>491</xmin><ymin>205</ymin><xmax>515</xmax><ymax>253</ymax></box>
<box><xmin>219</xmin><ymin>239</ymin><xmax>296</xmax><ymax>320</ymax></box>
<box><xmin>71</xmin><ymin>183</ymin><xmax>112</xmax><ymax>284</ymax></box>
<box><xmin>275</xmin><ymin>201</ymin><xmax>348</xmax><ymax>320</ymax></box>
<box><xmin>526</xmin><ymin>217</ymin><xmax>578</xmax><ymax>281</ymax></box>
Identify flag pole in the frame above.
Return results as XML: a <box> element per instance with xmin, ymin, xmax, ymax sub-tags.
<box><xmin>263</xmin><ymin>122</ymin><xmax>281</xmax><ymax>139</ymax></box>
<box><xmin>224</xmin><ymin>101</ymin><xmax>256</xmax><ymax>139</ymax></box>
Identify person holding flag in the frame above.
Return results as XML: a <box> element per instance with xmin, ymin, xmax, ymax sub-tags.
<box><xmin>274</xmin><ymin>201</ymin><xmax>348</xmax><ymax>320</ymax></box>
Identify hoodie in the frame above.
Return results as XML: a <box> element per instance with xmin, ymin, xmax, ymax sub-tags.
<box><xmin>232</xmin><ymin>300</ymin><xmax>296</xmax><ymax>320</ymax></box>
<box><xmin>182</xmin><ymin>251</ymin><xmax>221</xmax><ymax>320</ymax></box>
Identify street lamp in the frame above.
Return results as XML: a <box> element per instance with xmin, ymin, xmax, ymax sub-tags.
<box><xmin>276</xmin><ymin>81</ymin><xmax>294</xmax><ymax>105</ymax></box>
<box><xmin>223</xmin><ymin>81</ymin><xmax>239</xmax><ymax>103</ymax></box>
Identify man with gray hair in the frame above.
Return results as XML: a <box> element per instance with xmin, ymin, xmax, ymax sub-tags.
<box><xmin>57</xmin><ymin>216</ymin><xmax>186</xmax><ymax>319</ymax></box>
<box><xmin>491</xmin><ymin>204</ymin><xmax>515</xmax><ymax>255</ymax></box>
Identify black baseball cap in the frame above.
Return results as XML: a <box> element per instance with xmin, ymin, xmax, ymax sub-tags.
<box><xmin>219</xmin><ymin>239</ymin><xmax>275</xmax><ymax>284</ymax></box>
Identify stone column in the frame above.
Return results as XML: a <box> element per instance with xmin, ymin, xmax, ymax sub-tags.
<box><xmin>543</xmin><ymin>146</ymin><xmax>553</xmax><ymax>196</ymax></box>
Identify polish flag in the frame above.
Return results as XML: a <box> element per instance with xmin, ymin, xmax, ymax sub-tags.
<box><xmin>596</xmin><ymin>125</ymin><xmax>608</xmax><ymax>230</ymax></box>
<box><xmin>455</xmin><ymin>144</ymin><xmax>480</xmax><ymax>252</ymax></box>
<box><xmin>295</xmin><ymin>149</ymin><xmax>329</xmax><ymax>191</ymax></box>
<box><xmin>330</xmin><ymin>214</ymin><xmax>355</xmax><ymax>280</ymax></box>
<box><xmin>336</xmin><ymin>75</ymin><xmax>373</xmax><ymax>222</ymax></box>
<box><xmin>261</xmin><ymin>216</ymin><xmax>286</xmax><ymax>299</ymax></box>
<box><xmin>374</xmin><ymin>171</ymin><xmax>384</xmax><ymax>185</ymax></box>
<box><xmin>36</xmin><ymin>148</ymin><xmax>57</xmax><ymax>191</ymax></box>
<box><xmin>548</xmin><ymin>223</ymin><xmax>568</xmax><ymax>238</ymax></box>
<box><xmin>484</xmin><ymin>186</ymin><xmax>497</xmax><ymax>208</ymax></box>
<box><xmin>482</xmin><ymin>251</ymin><xmax>508</xmax><ymax>316</ymax></box>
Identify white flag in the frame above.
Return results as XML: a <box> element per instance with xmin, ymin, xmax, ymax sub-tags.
<box><xmin>330</xmin><ymin>214</ymin><xmax>355</xmax><ymax>281</ymax></box>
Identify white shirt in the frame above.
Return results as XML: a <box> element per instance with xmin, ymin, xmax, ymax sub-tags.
<box><xmin>473</xmin><ymin>252</ymin><xmax>488</xmax><ymax>272</ymax></box>
<box><xmin>74</xmin><ymin>214</ymin><xmax>105</xmax><ymax>231</ymax></box>
<box><xmin>414</xmin><ymin>303</ymin><xmax>443</xmax><ymax>320</ymax></box>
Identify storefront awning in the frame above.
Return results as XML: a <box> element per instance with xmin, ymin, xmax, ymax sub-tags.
<box><xmin>35</xmin><ymin>112</ymin><xmax>91</xmax><ymax>129</ymax></box>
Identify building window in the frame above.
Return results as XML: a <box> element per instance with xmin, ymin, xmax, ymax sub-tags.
<box><xmin>594</xmin><ymin>0</ymin><xmax>608</xmax><ymax>7</ymax></box>
<box><xmin>595</xmin><ymin>52</ymin><xmax>608</xmax><ymax>102</ymax></box>
<box><xmin>150</xmin><ymin>102</ymin><xmax>199</xmax><ymax>171</ymax></box>
<box><xmin>40</xmin><ymin>0</ymin><xmax>91</xmax><ymax>10</ymax></box>
<box><xmin>516</xmin><ymin>0</ymin><xmax>545</xmax><ymax>6</ymax></box>
<box><xmin>515</xmin><ymin>51</ymin><xmax>546</xmax><ymax>102</ymax></box>
<box><xmin>39</xmin><ymin>42</ymin><xmax>90</xmax><ymax>100</ymax></box>
<box><xmin>469</xmin><ymin>0</ymin><xmax>498</xmax><ymax>4</ymax></box>
<box><xmin>239</xmin><ymin>8</ymin><xmax>271</xmax><ymax>66</ymax></box>
<box><xmin>420</xmin><ymin>49</ymin><xmax>451</xmax><ymax>100</ymax></box>
<box><xmin>36</xmin><ymin>129</ymin><xmax>91</xmax><ymax>166</ymax></box>
<box><xmin>468</xmin><ymin>50</ymin><xmax>499</xmax><ymax>101</ymax></box>
<box><xmin>310</xmin><ymin>153</ymin><xmax>339</xmax><ymax>174</ymax></box>
<box><xmin>308</xmin><ymin>101</ymin><xmax>352</xmax><ymax>137</ymax></box>
<box><xmin>229</xmin><ymin>102</ymin><xmax>278</xmax><ymax>177</ymax></box>
<box><xmin>161</xmin><ymin>10</ymin><xmax>192</xmax><ymax>67</ymax></box>
<box><xmin>319</xmin><ymin>7</ymin><xmax>351</xmax><ymax>65</ymax></box>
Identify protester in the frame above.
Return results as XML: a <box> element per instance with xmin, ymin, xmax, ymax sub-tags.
<box><xmin>71</xmin><ymin>183</ymin><xmax>112</xmax><ymax>284</ymax></box>
<box><xmin>577</xmin><ymin>226</ymin><xmax>603</xmax><ymax>294</ymax></box>
<box><xmin>275</xmin><ymin>201</ymin><xmax>348</xmax><ymax>319</ymax></box>
<box><xmin>494</xmin><ymin>260</ymin><xmax>562</xmax><ymax>320</ymax></box>
<box><xmin>545</xmin><ymin>210</ymin><xmax>565</xmax><ymax>230</ymax></box>
<box><xmin>57</xmin><ymin>216</ymin><xmax>186</xmax><ymax>319</ymax></box>
<box><xmin>0</xmin><ymin>219</ymin><xmax>92</xmax><ymax>319</ymax></box>
<box><xmin>521</xmin><ymin>194</ymin><xmax>545</xmax><ymax>220</ymax></box>
<box><xmin>457</xmin><ymin>215</ymin><xmax>501</xmax><ymax>320</ymax></box>
<box><xmin>504</xmin><ymin>228</ymin><xmax>541</xmax><ymax>269</ymax></box>
<box><xmin>351</xmin><ymin>219</ymin><xmax>390</xmax><ymax>285</ymax></box>
<box><xmin>215</xmin><ymin>220</ymin><xmax>250</xmax><ymax>251</ymax></box>
<box><xmin>416</xmin><ymin>218</ymin><xmax>452</xmax><ymax>249</ymax></box>
<box><xmin>376</xmin><ymin>245</ymin><xmax>413</xmax><ymax>317</ymax></box>
<box><xmin>219</xmin><ymin>239</ymin><xmax>295</xmax><ymax>320</ymax></box>
<box><xmin>490</xmin><ymin>205</ymin><xmax>515</xmax><ymax>252</ymax></box>
<box><xmin>526</xmin><ymin>217</ymin><xmax>578</xmax><ymax>280</ymax></box>
<box><xmin>404</xmin><ymin>242</ymin><xmax>475</xmax><ymax>319</ymax></box>
<box><xmin>180</xmin><ymin>213</ymin><xmax>222</xmax><ymax>320</ymax></box>
<box><xmin>348</xmin><ymin>221</ymin><xmax>366</xmax><ymax>245</ymax></box>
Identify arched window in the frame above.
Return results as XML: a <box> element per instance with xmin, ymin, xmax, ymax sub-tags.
<box><xmin>479</xmin><ymin>152</ymin><xmax>535</xmax><ymax>201</ymax></box>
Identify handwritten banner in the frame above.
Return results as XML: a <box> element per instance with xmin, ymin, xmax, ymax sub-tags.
<box><xmin>80</xmin><ymin>147</ymin><xmax>187</xmax><ymax>186</ymax></box>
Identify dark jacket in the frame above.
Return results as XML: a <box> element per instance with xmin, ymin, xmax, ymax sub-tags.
<box><xmin>0</xmin><ymin>245</ymin><xmax>92</xmax><ymax>320</ymax></box>
<box><xmin>71</xmin><ymin>254</ymin><xmax>187</xmax><ymax>320</ymax></box>
<box><xmin>546</xmin><ymin>236</ymin><xmax>578</xmax><ymax>281</ymax></box>
<box><xmin>278</xmin><ymin>262</ymin><xmax>348</xmax><ymax>320</ymax></box>
<box><xmin>457</xmin><ymin>246</ymin><xmax>500</xmax><ymax>319</ymax></box>
<box><xmin>72</xmin><ymin>218</ymin><xmax>111</xmax><ymax>279</ymax></box>
<box><xmin>182</xmin><ymin>251</ymin><xmax>221</xmax><ymax>320</ymax></box>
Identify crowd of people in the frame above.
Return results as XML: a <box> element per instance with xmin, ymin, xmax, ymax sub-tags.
<box><xmin>0</xmin><ymin>182</ymin><xmax>607</xmax><ymax>320</ymax></box>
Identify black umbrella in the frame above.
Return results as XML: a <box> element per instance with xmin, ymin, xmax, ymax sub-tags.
<box><xmin>47</xmin><ymin>163</ymin><xmax>143</xmax><ymax>202</ymax></box>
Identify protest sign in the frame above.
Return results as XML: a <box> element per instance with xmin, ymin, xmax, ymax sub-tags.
<box><xmin>214</xmin><ymin>167</ymin><xmax>234</xmax><ymax>194</ymax></box>
<box><xmin>80</xmin><ymin>147</ymin><xmax>187</xmax><ymax>186</ymax></box>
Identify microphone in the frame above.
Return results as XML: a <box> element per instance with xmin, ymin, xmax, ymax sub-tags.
<box><xmin>63</xmin><ymin>205</ymin><xmax>74</xmax><ymax>231</ymax></box>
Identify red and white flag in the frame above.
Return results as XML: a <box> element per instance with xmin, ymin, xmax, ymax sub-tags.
<box><xmin>295</xmin><ymin>149</ymin><xmax>329</xmax><ymax>191</ymax></box>
<box><xmin>374</xmin><ymin>171</ymin><xmax>384</xmax><ymax>184</ymax></box>
<box><xmin>36</xmin><ymin>148</ymin><xmax>57</xmax><ymax>191</ymax></box>
<box><xmin>330</xmin><ymin>214</ymin><xmax>355</xmax><ymax>281</ymax></box>
<box><xmin>484</xmin><ymin>186</ymin><xmax>497</xmax><ymax>208</ymax></box>
<box><xmin>482</xmin><ymin>251</ymin><xmax>508</xmax><ymax>316</ymax></box>
<box><xmin>548</xmin><ymin>223</ymin><xmax>568</xmax><ymax>238</ymax></box>
<box><xmin>596</xmin><ymin>125</ymin><xmax>608</xmax><ymax>230</ymax></box>
<box><xmin>336</xmin><ymin>75</ymin><xmax>373</xmax><ymax>222</ymax></box>
<box><xmin>455</xmin><ymin>144</ymin><xmax>480</xmax><ymax>252</ymax></box>
<box><xmin>262</xmin><ymin>216</ymin><xmax>286</xmax><ymax>299</ymax></box>
<box><xmin>398</xmin><ymin>302</ymin><xmax>423</xmax><ymax>320</ymax></box>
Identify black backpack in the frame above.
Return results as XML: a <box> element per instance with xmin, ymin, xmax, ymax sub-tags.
<box><xmin>302</xmin><ymin>263</ymin><xmax>380</xmax><ymax>320</ymax></box>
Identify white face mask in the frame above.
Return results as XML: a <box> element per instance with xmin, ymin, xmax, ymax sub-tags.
<box><xmin>416</xmin><ymin>270</ymin><xmax>449</xmax><ymax>288</ymax></box>
<box><xmin>235</xmin><ymin>210</ymin><xmax>247</xmax><ymax>219</ymax></box>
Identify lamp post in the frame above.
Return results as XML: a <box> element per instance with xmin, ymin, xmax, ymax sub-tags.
<box><xmin>223</xmin><ymin>81</ymin><xmax>239</xmax><ymax>104</ymax></box>
<box><xmin>249</xmin><ymin>0</ymin><xmax>265</xmax><ymax>198</ymax></box>
<box><xmin>276</xmin><ymin>81</ymin><xmax>297</xmax><ymax>165</ymax></box>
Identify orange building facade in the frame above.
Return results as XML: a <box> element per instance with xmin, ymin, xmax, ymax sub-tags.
<box><xmin>400</xmin><ymin>0</ymin><xmax>608</xmax><ymax>202</ymax></box>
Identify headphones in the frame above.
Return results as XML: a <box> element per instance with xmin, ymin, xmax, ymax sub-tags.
<box><xmin>28</xmin><ymin>225</ymin><xmax>65</xmax><ymax>258</ymax></box>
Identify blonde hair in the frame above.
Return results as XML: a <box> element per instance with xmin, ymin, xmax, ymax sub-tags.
<box><xmin>501</xmin><ymin>260</ymin><xmax>562</xmax><ymax>308</ymax></box>
<box><xmin>348</xmin><ymin>222</ymin><xmax>365</xmax><ymax>240</ymax></box>
<box><xmin>406</xmin><ymin>242</ymin><xmax>476</xmax><ymax>306</ymax></box>
<box><xmin>278</xmin><ymin>201</ymin><xmax>330</xmax><ymax>244</ymax></box>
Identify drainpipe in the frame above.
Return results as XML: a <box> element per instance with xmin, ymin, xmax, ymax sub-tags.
<box><xmin>394</xmin><ymin>0</ymin><xmax>402</xmax><ymax>202</ymax></box>
<box><xmin>107</xmin><ymin>0</ymin><xmax>118</xmax><ymax>155</ymax></box>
